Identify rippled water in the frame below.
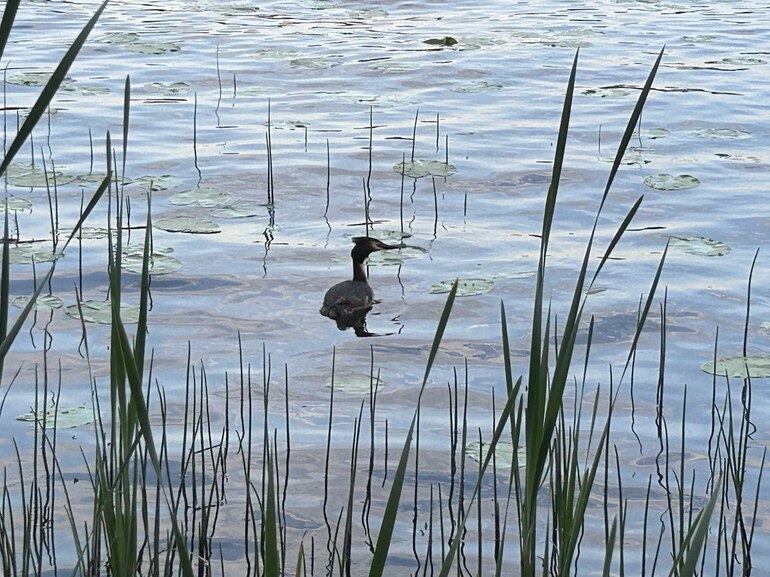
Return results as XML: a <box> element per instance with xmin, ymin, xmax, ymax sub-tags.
<box><xmin>3</xmin><ymin>0</ymin><xmax>770</xmax><ymax>573</ymax></box>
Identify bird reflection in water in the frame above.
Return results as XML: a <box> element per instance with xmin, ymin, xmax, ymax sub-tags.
<box><xmin>320</xmin><ymin>236</ymin><xmax>405</xmax><ymax>337</ymax></box>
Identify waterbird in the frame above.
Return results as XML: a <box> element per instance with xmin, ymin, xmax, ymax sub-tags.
<box><xmin>320</xmin><ymin>236</ymin><xmax>404</xmax><ymax>328</ymax></box>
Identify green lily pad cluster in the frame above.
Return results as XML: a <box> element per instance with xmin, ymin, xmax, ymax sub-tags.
<box><xmin>170</xmin><ymin>187</ymin><xmax>233</xmax><ymax>208</ymax></box>
<box><xmin>670</xmin><ymin>236</ymin><xmax>730</xmax><ymax>257</ymax></box>
<box><xmin>2</xmin><ymin>196</ymin><xmax>33</xmax><ymax>213</ymax></box>
<box><xmin>702</xmin><ymin>355</ymin><xmax>770</xmax><ymax>379</ymax></box>
<box><xmin>466</xmin><ymin>441</ymin><xmax>524</xmax><ymax>469</ymax></box>
<box><xmin>394</xmin><ymin>159</ymin><xmax>456</xmax><ymax>178</ymax></box>
<box><xmin>643</xmin><ymin>173</ymin><xmax>700</xmax><ymax>191</ymax></box>
<box><xmin>424</xmin><ymin>36</ymin><xmax>459</xmax><ymax>47</ymax></box>
<box><xmin>122</xmin><ymin>245</ymin><xmax>183</xmax><ymax>275</ymax></box>
<box><xmin>155</xmin><ymin>215</ymin><xmax>221</xmax><ymax>234</ymax></box>
<box><xmin>16</xmin><ymin>405</ymin><xmax>93</xmax><ymax>428</ymax></box>
<box><xmin>326</xmin><ymin>374</ymin><xmax>384</xmax><ymax>394</ymax></box>
<box><xmin>65</xmin><ymin>300</ymin><xmax>141</xmax><ymax>324</ymax></box>
<box><xmin>99</xmin><ymin>32</ymin><xmax>180</xmax><ymax>54</ymax></box>
<box><xmin>430</xmin><ymin>278</ymin><xmax>495</xmax><ymax>297</ymax></box>
<box><xmin>13</xmin><ymin>294</ymin><xmax>64</xmax><ymax>311</ymax></box>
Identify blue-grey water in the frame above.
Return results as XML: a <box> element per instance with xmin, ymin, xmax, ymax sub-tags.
<box><xmin>2</xmin><ymin>0</ymin><xmax>770</xmax><ymax>574</ymax></box>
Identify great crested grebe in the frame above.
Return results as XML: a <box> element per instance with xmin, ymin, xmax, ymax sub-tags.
<box><xmin>320</xmin><ymin>236</ymin><xmax>403</xmax><ymax>327</ymax></box>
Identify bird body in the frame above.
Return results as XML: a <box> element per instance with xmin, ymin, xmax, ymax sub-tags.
<box><xmin>320</xmin><ymin>237</ymin><xmax>403</xmax><ymax>328</ymax></box>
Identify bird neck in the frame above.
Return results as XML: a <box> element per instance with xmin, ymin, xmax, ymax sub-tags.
<box><xmin>352</xmin><ymin>259</ymin><xmax>368</xmax><ymax>282</ymax></box>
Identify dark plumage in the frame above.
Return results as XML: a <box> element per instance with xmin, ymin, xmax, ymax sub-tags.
<box><xmin>320</xmin><ymin>237</ymin><xmax>403</xmax><ymax>327</ymax></box>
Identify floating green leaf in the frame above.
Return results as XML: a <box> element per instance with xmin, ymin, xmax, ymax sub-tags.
<box><xmin>430</xmin><ymin>278</ymin><xmax>494</xmax><ymax>297</ymax></box>
<box><xmin>13</xmin><ymin>294</ymin><xmax>63</xmax><ymax>311</ymax></box>
<box><xmin>582</xmin><ymin>87</ymin><xmax>631</xmax><ymax>98</ymax></box>
<box><xmin>466</xmin><ymin>441</ymin><xmax>524</xmax><ymax>468</ymax></box>
<box><xmin>65</xmin><ymin>300</ymin><xmax>141</xmax><ymax>324</ymax></box>
<box><xmin>1</xmin><ymin>196</ymin><xmax>33</xmax><ymax>212</ymax></box>
<box><xmin>692</xmin><ymin>128</ymin><xmax>751</xmax><ymax>140</ymax></box>
<box><xmin>643</xmin><ymin>173</ymin><xmax>700</xmax><ymax>191</ymax></box>
<box><xmin>131</xmin><ymin>174</ymin><xmax>183</xmax><ymax>191</ymax></box>
<box><xmin>670</xmin><ymin>236</ymin><xmax>730</xmax><ymax>257</ymax></box>
<box><xmin>290</xmin><ymin>57</ymin><xmax>333</xmax><ymax>69</ymax></box>
<box><xmin>145</xmin><ymin>81</ymin><xmax>191</xmax><ymax>95</ymax></box>
<box><xmin>452</xmin><ymin>81</ymin><xmax>503</xmax><ymax>94</ymax></box>
<box><xmin>326</xmin><ymin>374</ymin><xmax>384</xmax><ymax>394</ymax></box>
<box><xmin>394</xmin><ymin>159</ymin><xmax>456</xmax><ymax>178</ymax></box>
<box><xmin>170</xmin><ymin>187</ymin><xmax>233</xmax><ymax>208</ymax></box>
<box><xmin>9</xmin><ymin>244</ymin><xmax>58</xmax><ymax>264</ymax></box>
<box><xmin>155</xmin><ymin>215</ymin><xmax>221</xmax><ymax>234</ymax></box>
<box><xmin>99</xmin><ymin>32</ymin><xmax>180</xmax><ymax>54</ymax></box>
<box><xmin>11</xmin><ymin>170</ymin><xmax>73</xmax><ymax>187</ymax></box>
<box><xmin>16</xmin><ymin>405</ymin><xmax>93</xmax><ymax>428</ymax></box>
<box><xmin>123</xmin><ymin>245</ymin><xmax>182</xmax><ymax>275</ymax></box>
<box><xmin>368</xmin><ymin>245</ymin><xmax>428</xmax><ymax>265</ymax></box>
<box><xmin>211</xmin><ymin>205</ymin><xmax>261</xmax><ymax>219</ymax></box>
<box><xmin>702</xmin><ymin>355</ymin><xmax>770</xmax><ymax>379</ymax></box>
<box><xmin>424</xmin><ymin>36</ymin><xmax>458</xmax><ymax>47</ymax></box>
<box><xmin>717</xmin><ymin>57</ymin><xmax>766</xmax><ymax>66</ymax></box>
<box><xmin>7</xmin><ymin>71</ymin><xmax>74</xmax><ymax>87</ymax></box>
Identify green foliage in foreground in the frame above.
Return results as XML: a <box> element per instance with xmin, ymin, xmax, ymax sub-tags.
<box><xmin>0</xmin><ymin>6</ymin><xmax>763</xmax><ymax>575</ymax></box>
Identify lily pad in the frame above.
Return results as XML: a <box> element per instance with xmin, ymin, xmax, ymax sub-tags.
<box><xmin>452</xmin><ymin>81</ymin><xmax>503</xmax><ymax>94</ymax></box>
<box><xmin>582</xmin><ymin>87</ymin><xmax>631</xmax><ymax>98</ymax></box>
<box><xmin>131</xmin><ymin>175</ymin><xmax>183</xmax><ymax>191</ymax></box>
<box><xmin>702</xmin><ymin>355</ymin><xmax>770</xmax><ymax>379</ymax></box>
<box><xmin>99</xmin><ymin>32</ymin><xmax>180</xmax><ymax>54</ymax></box>
<box><xmin>58</xmin><ymin>226</ymin><xmax>112</xmax><ymax>240</ymax></box>
<box><xmin>7</xmin><ymin>71</ymin><xmax>74</xmax><ymax>87</ymax></box>
<box><xmin>61</xmin><ymin>82</ymin><xmax>110</xmax><ymax>96</ymax></box>
<box><xmin>716</xmin><ymin>57</ymin><xmax>766</xmax><ymax>66</ymax></box>
<box><xmin>16</xmin><ymin>405</ymin><xmax>93</xmax><ymax>428</ymax></box>
<box><xmin>643</xmin><ymin>174</ymin><xmax>700</xmax><ymax>191</ymax></box>
<box><xmin>2</xmin><ymin>196</ymin><xmax>33</xmax><ymax>212</ymax></box>
<box><xmin>290</xmin><ymin>57</ymin><xmax>334</xmax><ymax>70</ymax></box>
<box><xmin>65</xmin><ymin>300</ymin><xmax>141</xmax><ymax>324</ymax></box>
<box><xmin>170</xmin><ymin>187</ymin><xmax>233</xmax><ymax>208</ymax></box>
<box><xmin>145</xmin><ymin>81</ymin><xmax>191</xmax><ymax>95</ymax></box>
<box><xmin>670</xmin><ymin>236</ymin><xmax>730</xmax><ymax>257</ymax></box>
<box><xmin>123</xmin><ymin>246</ymin><xmax>182</xmax><ymax>275</ymax></box>
<box><xmin>11</xmin><ymin>170</ymin><xmax>72</xmax><ymax>188</ymax></box>
<box><xmin>466</xmin><ymin>441</ymin><xmax>524</xmax><ymax>468</ymax></box>
<box><xmin>394</xmin><ymin>159</ymin><xmax>456</xmax><ymax>178</ymax></box>
<box><xmin>13</xmin><ymin>294</ymin><xmax>63</xmax><ymax>311</ymax></box>
<box><xmin>430</xmin><ymin>278</ymin><xmax>494</xmax><ymax>297</ymax></box>
<box><xmin>367</xmin><ymin>245</ymin><xmax>428</xmax><ymax>265</ymax></box>
<box><xmin>692</xmin><ymin>128</ymin><xmax>751</xmax><ymax>140</ymax></box>
<box><xmin>326</xmin><ymin>374</ymin><xmax>384</xmax><ymax>394</ymax></box>
<box><xmin>368</xmin><ymin>61</ymin><xmax>422</xmax><ymax>73</ymax></box>
<box><xmin>424</xmin><ymin>36</ymin><xmax>458</xmax><ymax>47</ymax></box>
<box><xmin>211</xmin><ymin>205</ymin><xmax>261</xmax><ymax>219</ymax></box>
<box><xmin>155</xmin><ymin>216</ymin><xmax>221</xmax><ymax>234</ymax></box>
<box><xmin>9</xmin><ymin>244</ymin><xmax>58</xmax><ymax>264</ymax></box>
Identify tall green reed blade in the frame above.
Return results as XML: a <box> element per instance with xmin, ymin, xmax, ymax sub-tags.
<box><xmin>367</xmin><ymin>279</ymin><xmax>458</xmax><ymax>577</ymax></box>
<box><xmin>522</xmin><ymin>49</ymin><xmax>578</xmax><ymax>576</ymax></box>
<box><xmin>669</xmin><ymin>477</ymin><xmax>722</xmax><ymax>577</ymax></box>
<box><xmin>0</xmin><ymin>0</ymin><xmax>20</xmax><ymax>63</ymax></box>
<box><xmin>109</xmin><ymin>301</ymin><xmax>195</xmax><ymax>577</ymax></box>
<box><xmin>0</xmin><ymin>0</ymin><xmax>109</xmax><ymax>178</ymax></box>
<box><xmin>264</xmin><ymin>443</ymin><xmax>280</xmax><ymax>577</ymax></box>
<box><xmin>0</xmin><ymin>173</ymin><xmax>111</xmax><ymax>362</ymax></box>
<box><xmin>0</xmin><ymin>209</ymin><xmax>9</xmax><ymax>379</ymax></box>
<box><xmin>437</xmin><ymin>375</ymin><xmax>521</xmax><ymax>577</ymax></box>
<box><xmin>519</xmin><ymin>47</ymin><xmax>665</xmax><ymax>577</ymax></box>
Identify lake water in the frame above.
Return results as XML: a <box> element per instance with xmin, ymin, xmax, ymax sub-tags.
<box><xmin>2</xmin><ymin>0</ymin><xmax>770</xmax><ymax>574</ymax></box>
